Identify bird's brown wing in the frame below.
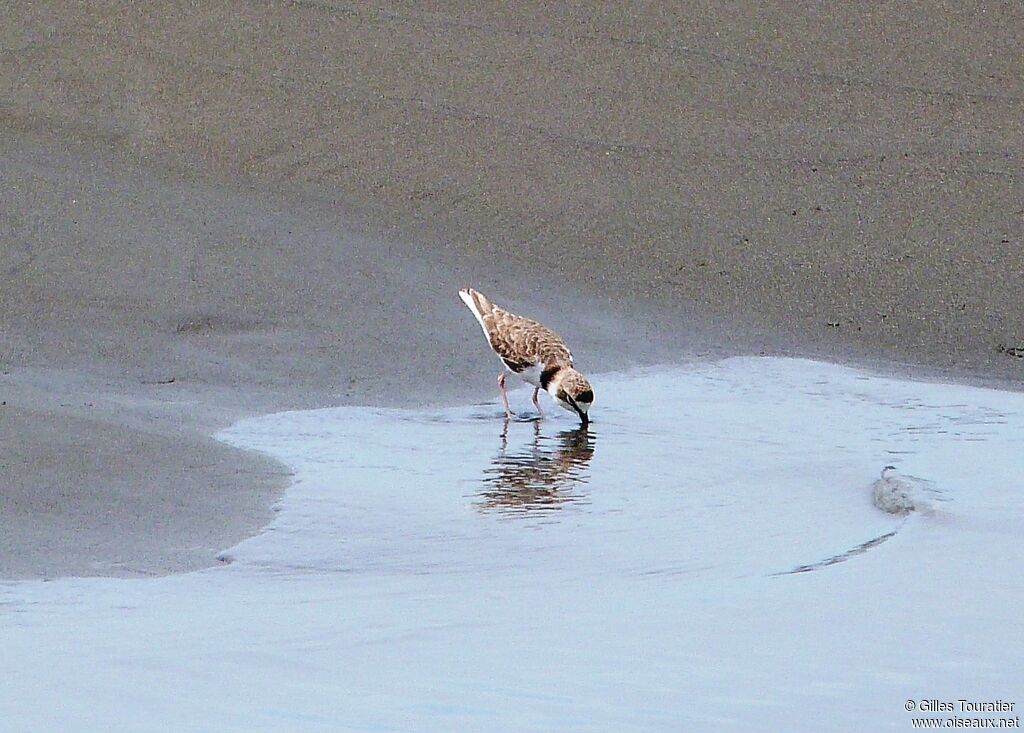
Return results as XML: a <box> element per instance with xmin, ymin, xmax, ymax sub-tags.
<box><xmin>484</xmin><ymin>306</ymin><xmax>574</xmax><ymax>371</ymax></box>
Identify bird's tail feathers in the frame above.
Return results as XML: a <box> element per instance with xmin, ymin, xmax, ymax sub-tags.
<box><xmin>458</xmin><ymin>288</ymin><xmax>496</xmax><ymax>332</ymax></box>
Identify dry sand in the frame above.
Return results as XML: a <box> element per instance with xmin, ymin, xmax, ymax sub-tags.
<box><xmin>2</xmin><ymin>1</ymin><xmax>1021</xmax><ymax>578</ymax></box>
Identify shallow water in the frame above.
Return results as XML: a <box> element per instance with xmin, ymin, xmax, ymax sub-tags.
<box><xmin>3</xmin><ymin>357</ymin><xmax>1023</xmax><ymax>731</ymax></box>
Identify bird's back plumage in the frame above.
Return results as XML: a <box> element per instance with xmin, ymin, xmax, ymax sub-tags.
<box><xmin>458</xmin><ymin>288</ymin><xmax>573</xmax><ymax>372</ymax></box>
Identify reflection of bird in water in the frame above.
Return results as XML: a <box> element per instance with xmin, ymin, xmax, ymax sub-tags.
<box><xmin>476</xmin><ymin>420</ymin><xmax>596</xmax><ymax>514</ymax></box>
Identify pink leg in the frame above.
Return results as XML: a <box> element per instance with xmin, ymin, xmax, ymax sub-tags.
<box><xmin>532</xmin><ymin>387</ymin><xmax>545</xmax><ymax>416</ymax></box>
<box><xmin>497</xmin><ymin>372</ymin><xmax>513</xmax><ymax>418</ymax></box>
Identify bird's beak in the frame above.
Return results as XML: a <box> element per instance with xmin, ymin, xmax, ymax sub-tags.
<box><xmin>566</xmin><ymin>395</ymin><xmax>589</xmax><ymax>426</ymax></box>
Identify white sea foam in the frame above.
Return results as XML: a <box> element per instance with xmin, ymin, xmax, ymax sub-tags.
<box><xmin>2</xmin><ymin>357</ymin><xmax>1022</xmax><ymax>731</ymax></box>
<box><xmin>872</xmin><ymin>466</ymin><xmax>944</xmax><ymax>514</ymax></box>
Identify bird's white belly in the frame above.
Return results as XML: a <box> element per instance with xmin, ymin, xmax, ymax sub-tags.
<box><xmin>508</xmin><ymin>360</ymin><xmax>544</xmax><ymax>388</ymax></box>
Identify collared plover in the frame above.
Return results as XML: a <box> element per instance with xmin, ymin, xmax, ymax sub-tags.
<box><xmin>458</xmin><ymin>288</ymin><xmax>593</xmax><ymax>425</ymax></box>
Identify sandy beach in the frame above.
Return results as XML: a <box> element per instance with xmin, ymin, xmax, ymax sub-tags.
<box><xmin>2</xmin><ymin>1</ymin><xmax>1022</xmax><ymax>578</ymax></box>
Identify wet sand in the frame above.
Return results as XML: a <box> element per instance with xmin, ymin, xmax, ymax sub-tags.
<box><xmin>2</xmin><ymin>2</ymin><xmax>1022</xmax><ymax>577</ymax></box>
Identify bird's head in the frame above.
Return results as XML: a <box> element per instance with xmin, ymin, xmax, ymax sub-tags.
<box><xmin>550</xmin><ymin>368</ymin><xmax>594</xmax><ymax>425</ymax></box>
